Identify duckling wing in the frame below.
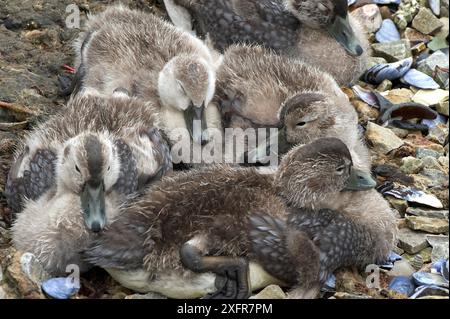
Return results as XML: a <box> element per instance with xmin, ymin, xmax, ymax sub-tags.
<box><xmin>185</xmin><ymin>0</ymin><xmax>299</xmax><ymax>52</ymax></box>
<box><xmin>5</xmin><ymin>148</ymin><xmax>56</xmax><ymax>213</ymax></box>
<box><xmin>248</xmin><ymin>214</ymin><xmax>299</xmax><ymax>284</ymax></box>
<box><xmin>84</xmin><ymin>212</ymin><xmax>153</xmax><ymax>270</ymax></box>
<box><xmin>112</xmin><ymin>139</ymin><xmax>139</xmax><ymax>195</ymax></box>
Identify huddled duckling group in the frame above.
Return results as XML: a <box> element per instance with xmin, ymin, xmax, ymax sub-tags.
<box><xmin>5</xmin><ymin>2</ymin><xmax>397</xmax><ymax>299</ymax></box>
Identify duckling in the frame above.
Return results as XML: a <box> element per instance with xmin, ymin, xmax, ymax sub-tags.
<box><xmin>217</xmin><ymin>45</ymin><xmax>370</xmax><ymax>171</ymax></box>
<box><xmin>73</xmin><ymin>5</ymin><xmax>222</xmax><ymax>145</ymax></box>
<box><xmin>7</xmin><ymin>91</ymin><xmax>172</xmax><ymax>275</ymax></box>
<box><xmin>164</xmin><ymin>0</ymin><xmax>370</xmax><ymax>85</ymax></box>
<box><xmin>84</xmin><ymin>138</ymin><xmax>396</xmax><ymax>299</ymax></box>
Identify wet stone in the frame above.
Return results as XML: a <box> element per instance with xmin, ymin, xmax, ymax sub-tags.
<box><xmin>397</xmin><ymin>228</ymin><xmax>430</xmax><ymax>254</ymax></box>
<box><xmin>371</xmin><ymin>40</ymin><xmax>412</xmax><ymax>62</ymax></box>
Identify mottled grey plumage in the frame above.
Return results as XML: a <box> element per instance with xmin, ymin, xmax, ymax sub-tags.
<box><xmin>84</xmin><ymin>138</ymin><xmax>397</xmax><ymax>299</ymax></box>
<box><xmin>168</xmin><ymin>0</ymin><xmax>370</xmax><ymax>85</ymax></box>
<box><xmin>10</xmin><ymin>92</ymin><xmax>172</xmax><ymax>275</ymax></box>
<box><xmin>5</xmin><ymin>149</ymin><xmax>56</xmax><ymax>213</ymax></box>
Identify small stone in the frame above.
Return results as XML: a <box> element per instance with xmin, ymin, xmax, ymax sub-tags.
<box><xmin>387</xmin><ymin>198</ymin><xmax>409</xmax><ymax>216</ymax></box>
<box><xmin>404</xmin><ymin>27</ymin><xmax>432</xmax><ymax>43</ymax></box>
<box><xmin>416</xmin><ymin>147</ymin><xmax>443</xmax><ymax>158</ymax></box>
<box><xmin>412</xmin><ymin>89</ymin><xmax>449</xmax><ymax>106</ymax></box>
<box><xmin>382</xmin><ymin>88</ymin><xmax>414</xmax><ymax>104</ymax></box>
<box><xmin>353</xmin><ymin>4</ymin><xmax>383</xmax><ymax>33</ymax></box>
<box><xmin>406</xmin><ymin>216</ymin><xmax>449</xmax><ymax>234</ymax></box>
<box><xmin>250</xmin><ymin>285</ymin><xmax>286</xmax><ymax>299</ymax></box>
<box><xmin>394</xmin><ymin>0</ymin><xmax>421</xmax><ymax>30</ymax></box>
<box><xmin>397</xmin><ymin>228</ymin><xmax>430</xmax><ymax>254</ymax></box>
<box><xmin>372</xmin><ymin>39</ymin><xmax>412</xmax><ymax>62</ymax></box>
<box><xmin>402</xmin><ymin>247</ymin><xmax>433</xmax><ymax>264</ymax></box>
<box><xmin>366</xmin><ymin>122</ymin><xmax>405</xmax><ymax>154</ymax></box>
<box><xmin>400</xmin><ymin>156</ymin><xmax>424</xmax><ymax>174</ymax></box>
<box><xmin>367</xmin><ymin>57</ymin><xmax>388</xmax><ymax>68</ymax></box>
<box><xmin>376</xmin><ymin>79</ymin><xmax>393</xmax><ymax>91</ymax></box>
<box><xmin>427</xmin><ymin>123</ymin><xmax>449</xmax><ymax>145</ymax></box>
<box><xmin>428</xmin><ymin>35</ymin><xmax>450</xmax><ymax>51</ymax></box>
<box><xmin>436</xmin><ymin>99</ymin><xmax>449</xmax><ymax>116</ymax></box>
<box><xmin>435</xmin><ymin>17</ymin><xmax>449</xmax><ymax>38</ymax></box>
<box><xmin>420</xmin><ymin>168</ymin><xmax>449</xmax><ymax>187</ymax></box>
<box><xmin>353</xmin><ymin>100</ymin><xmax>380</xmax><ymax>124</ymax></box>
<box><xmin>380</xmin><ymin>6</ymin><xmax>393</xmax><ymax>19</ymax></box>
<box><xmin>421</xmin><ymin>156</ymin><xmax>443</xmax><ymax>170</ymax></box>
<box><xmin>125</xmin><ymin>292</ymin><xmax>168</xmax><ymax>299</ymax></box>
<box><xmin>387</xmin><ymin>260</ymin><xmax>416</xmax><ymax>277</ymax></box>
<box><xmin>438</xmin><ymin>156</ymin><xmax>449</xmax><ymax>169</ymax></box>
<box><xmin>407</xmin><ymin>207</ymin><xmax>449</xmax><ymax>219</ymax></box>
<box><xmin>412</xmin><ymin>7</ymin><xmax>445</xmax><ymax>34</ymax></box>
<box><xmin>390</xmin><ymin>127</ymin><xmax>410</xmax><ymax>138</ymax></box>
<box><xmin>417</xmin><ymin>51</ymin><xmax>449</xmax><ymax>89</ymax></box>
<box><xmin>427</xmin><ymin>235</ymin><xmax>449</xmax><ymax>261</ymax></box>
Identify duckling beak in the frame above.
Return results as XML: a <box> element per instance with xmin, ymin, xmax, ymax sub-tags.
<box><xmin>81</xmin><ymin>179</ymin><xmax>106</xmax><ymax>233</ymax></box>
<box><xmin>185</xmin><ymin>102</ymin><xmax>208</xmax><ymax>145</ymax></box>
<box><xmin>327</xmin><ymin>15</ymin><xmax>363</xmax><ymax>57</ymax></box>
<box><xmin>344</xmin><ymin>167</ymin><xmax>377</xmax><ymax>191</ymax></box>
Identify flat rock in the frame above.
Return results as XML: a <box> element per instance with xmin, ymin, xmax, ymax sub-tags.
<box><xmin>427</xmin><ymin>235</ymin><xmax>450</xmax><ymax>261</ymax></box>
<box><xmin>353</xmin><ymin>4</ymin><xmax>383</xmax><ymax>33</ymax></box>
<box><xmin>402</xmin><ymin>247</ymin><xmax>433</xmax><ymax>264</ymax></box>
<box><xmin>412</xmin><ymin>89</ymin><xmax>449</xmax><ymax>106</ymax></box>
<box><xmin>382</xmin><ymin>88</ymin><xmax>414</xmax><ymax>103</ymax></box>
<box><xmin>371</xmin><ymin>39</ymin><xmax>412</xmax><ymax>62</ymax></box>
<box><xmin>406</xmin><ymin>216</ymin><xmax>449</xmax><ymax>234</ymax></box>
<box><xmin>417</xmin><ymin>51</ymin><xmax>449</xmax><ymax>89</ymax></box>
<box><xmin>412</xmin><ymin>7</ymin><xmax>444</xmax><ymax>34</ymax></box>
<box><xmin>420</xmin><ymin>168</ymin><xmax>448</xmax><ymax>187</ymax></box>
<box><xmin>406</xmin><ymin>207</ymin><xmax>449</xmax><ymax>219</ymax></box>
<box><xmin>404</xmin><ymin>27</ymin><xmax>432</xmax><ymax>43</ymax></box>
<box><xmin>366</xmin><ymin>122</ymin><xmax>405</xmax><ymax>154</ymax></box>
<box><xmin>387</xmin><ymin>260</ymin><xmax>416</xmax><ymax>277</ymax></box>
<box><xmin>436</xmin><ymin>99</ymin><xmax>449</xmax><ymax>116</ymax></box>
<box><xmin>397</xmin><ymin>228</ymin><xmax>430</xmax><ymax>254</ymax></box>
<box><xmin>427</xmin><ymin>124</ymin><xmax>449</xmax><ymax>145</ymax></box>
<box><xmin>250</xmin><ymin>285</ymin><xmax>286</xmax><ymax>299</ymax></box>
<box><xmin>416</xmin><ymin>147</ymin><xmax>444</xmax><ymax>158</ymax></box>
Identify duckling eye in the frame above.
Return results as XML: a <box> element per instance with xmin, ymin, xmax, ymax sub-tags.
<box><xmin>336</xmin><ymin>166</ymin><xmax>346</xmax><ymax>175</ymax></box>
<box><xmin>296</xmin><ymin>121</ymin><xmax>307</xmax><ymax>127</ymax></box>
<box><xmin>107</xmin><ymin>166</ymin><xmax>111</xmax><ymax>171</ymax></box>
<box><xmin>75</xmin><ymin>165</ymin><xmax>81</xmax><ymax>173</ymax></box>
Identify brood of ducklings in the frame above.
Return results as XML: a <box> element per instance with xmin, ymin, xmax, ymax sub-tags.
<box><xmin>216</xmin><ymin>45</ymin><xmax>370</xmax><ymax>171</ymax></box>
<box><xmin>85</xmin><ymin>138</ymin><xmax>396</xmax><ymax>299</ymax></box>
<box><xmin>6</xmin><ymin>91</ymin><xmax>172</xmax><ymax>275</ymax></box>
<box><xmin>74</xmin><ymin>5</ymin><xmax>222</xmax><ymax>145</ymax></box>
<box><xmin>164</xmin><ymin>0</ymin><xmax>370</xmax><ymax>85</ymax></box>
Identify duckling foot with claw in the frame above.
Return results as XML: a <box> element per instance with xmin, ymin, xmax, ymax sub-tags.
<box><xmin>180</xmin><ymin>243</ymin><xmax>251</xmax><ymax>299</ymax></box>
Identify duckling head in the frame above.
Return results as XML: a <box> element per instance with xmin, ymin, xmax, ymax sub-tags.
<box><xmin>275</xmin><ymin>137</ymin><xmax>376</xmax><ymax>208</ymax></box>
<box><xmin>276</xmin><ymin>92</ymin><xmax>343</xmax><ymax>154</ymax></box>
<box><xmin>158</xmin><ymin>54</ymin><xmax>216</xmax><ymax>145</ymax></box>
<box><xmin>56</xmin><ymin>132</ymin><xmax>121</xmax><ymax>233</ymax></box>
<box><xmin>284</xmin><ymin>0</ymin><xmax>363</xmax><ymax>56</ymax></box>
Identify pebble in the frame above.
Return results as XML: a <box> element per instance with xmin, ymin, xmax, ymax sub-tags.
<box><xmin>427</xmin><ymin>123</ymin><xmax>449</xmax><ymax>145</ymax></box>
<box><xmin>412</xmin><ymin>7</ymin><xmax>445</xmax><ymax>34</ymax></box>
<box><xmin>397</xmin><ymin>228</ymin><xmax>430</xmax><ymax>254</ymax></box>
<box><xmin>416</xmin><ymin>147</ymin><xmax>443</xmax><ymax>158</ymax></box>
<box><xmin>421</xmin><ymin>155</ymin><xmax>443</xmax><ymax>170</ymax></box>
<box><xmin>366</xmin><ymin>122</ymin><xmax>405</xmax><ymax>154</ymax></box>
<box><xmin>400</xmin><ymin>156</ymin><xmax>424</xmax><ymax>174</ymax></box>
<box><xmin>427</xmin><ymin>235</ymin><xmax>450</xmax><ymax>261</ymax></box>
<box><xmin>403</xmin><ymin>247</ymin><xmax>432</xmax><ymax>265</ymax></box>
<box><xmin>388</xmin><ymin>259</ymin><xmax>417</xmax><ymax>277</ymax></box>
<box><xmin>420</xmin><ymin>168</ymin><xmax>448</xmax><ymax>187</ymax></box>
<box><xmin>406</xmin><ymin>207</ymin><xmax>449</xmax><ymax>219</ymax></box>
<box><xmin>404</xmin><ymin>27</ymin><xmax>433</xmax><ymax>43</ymax></box>
<box><xmin>436</xmin><ymin>99</ymin><xmax>449</xmax><ymax>116</ymax></box>
<box><xmin>377</xmin><ymin>79</ymin><xmax>393</xmax><ymax>92</ymax></box>
<box><xmin>382</xmin><ymin>88</ymin><xmax>414</xmax><ymax>103</ymax></box>
<box><xmin>417</xmin><ymin>51</ymin><xmax>449</xmax><ymax>89</ymax></box>
<box><xmin>406</xmin><ymin>216</ymin><xmax>448</xmax><ymax>234</ymax></box>
<box><xmin>412</xmin><ymin>89</ymin><xmax>449</xmax><ymax>106</ymax></box>
<box><xmin>371</xmin><ymin>39</ymin><xmax>412</xmax><ymax>62</ymax></box>
<box><xmin>250</xmin><ymin>285</ymin><xmax>286</xmax><ymax>299</ymax></box>
<box><xmin>393</xmin><ymin>0</ymin><xmax>421</xmax><ymax>30</ymax></box>
<box><xmin>353</xmin><ymin>4</ymin><xmax>383</xmax><ymax>33</ymax></box>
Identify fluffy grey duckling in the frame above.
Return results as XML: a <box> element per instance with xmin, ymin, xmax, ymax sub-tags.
<box><xmin>7</xmin><ymin>90</ymin><xmax>172</xmax><ymax>275</ymax></box>
<box><xmin>216</xmin><ymin>45</ymin><xmax>370</xmax><ymax>171</ymax></box>
<box><xmin>85</xmin><ymin>138</ymin><xmax>396</xmax><ymax>299</ymax></box>
<box><xmin>163</xmin><ymin>0</ymin><xmax>370</xmax><ymax>85</ymax></box>
<box><xmin>73</xmin><ymin>5</ymin><xmax>222</xmax><ymax>145</ymax></box>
